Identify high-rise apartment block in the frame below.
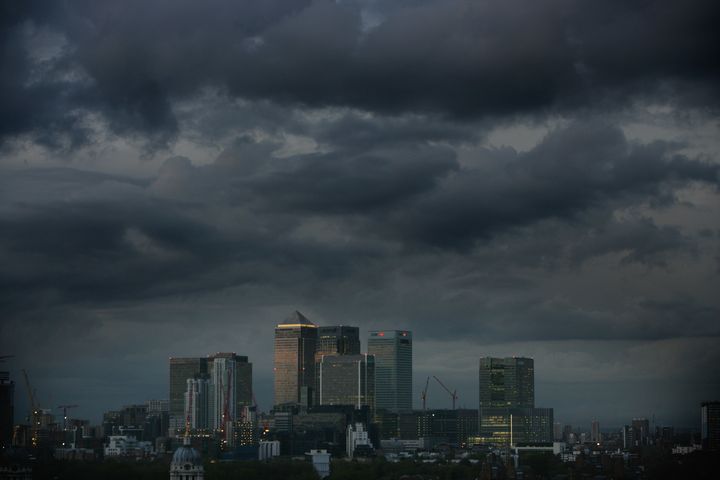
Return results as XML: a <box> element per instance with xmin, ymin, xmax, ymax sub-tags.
<box><xmin>274</xmin><ymin>311</ymin><xmax>318</xmax><ymax>407</ymax></box>
<box><xmin>318</xmin><ymin>354</ymin><xmax>375</xmax><ymax>410</ymax></box>
<box><xmin>208</xmin><ymin>353</ymin><xmax>252</xmax><ymax>430</ymax></box>
<box><xmin>169</xmin><ymin>357</ymin><xmax>208</xmax><ymax>432</ymax></box>
<box><xmin>701</xmin><ymin>401</ymin><xmax>720</xmax><ymax>451</ymax></box>
<box><xmin>367</xmin><ymin>330</ymin><xmax>412</xmax><ymax>413</ymax></box>
<box><xmin>169</xmin><ymin>353</ymin><xmax>252</xmax><ymax>436</ymax></box>
<box><xmin>478</xmin><ymin>356</ymin><xmax>552</xmax><ymax>445</ymax></box>
<box><xmin>185</xmin><ymin>377</ymin><xmax>211</xmax><ymax>430</ymax></box>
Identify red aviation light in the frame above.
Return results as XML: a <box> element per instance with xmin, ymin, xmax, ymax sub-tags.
<box><xmin>378</xmin><ymin>332</ymin><xmax>385</xmax><ymax>336</ymax></box>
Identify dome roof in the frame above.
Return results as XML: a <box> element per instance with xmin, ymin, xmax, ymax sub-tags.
<box><xmin>171</xmin><ymin>442</ymin><xmax>202</xmax><ymax>467</ymax></box>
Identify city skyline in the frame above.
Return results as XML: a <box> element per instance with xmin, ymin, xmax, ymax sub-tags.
<box><xmin>1</xmin><ymin>313</ymin><xmax>712</xmax><ymax>430</ymax></box>
<box><xmin>1</xmin><ymin>0</ymin><xmax>719</xmax><ymax>437</ymax></box>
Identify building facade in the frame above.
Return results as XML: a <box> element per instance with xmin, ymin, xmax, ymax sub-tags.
<box><xmin>318</xmin><ymin>354</ymin><xmax>375</xmax><ymax>410</ymax></box>
<box><xmin>314</xmin><ymin>326</ymin><xmax>361</xmax><ymax>404</ymax></box>
<box><xmin>274</xmin><ymin>311</ymin><xmax>318</xmax><ymax>407</ymax></box>
<box><xmin>479</xmin><ymin>357</ymin><xmax>534</xmax><ymax>409</ymax></box>
<box><xmin>367</xmin><ymin>330</ymin><xmax>412</xmax><ymax>413</ymax></box>
<box><xmin>478</xmin><ymin>357</ymin><xmax>553</xmax><ymax>445</ymax></box>
<box><xmin>316</xmin><ymin>326</ymin><xmax>361</xmax><ymax>357</ymax></box>
<box><xmin>185</xmin><ymin>377</ymin><xmax>211</xmax><ymax>431</ymax></box>
<box><xmin>169</xmin><ymin>358</ymin><xmax>208</xmax><ymax>433</ymax></box>
<box><xmin>701</xmin><ymin>401</ymin><xmax>720</xmax><ymax>451</ymax></box>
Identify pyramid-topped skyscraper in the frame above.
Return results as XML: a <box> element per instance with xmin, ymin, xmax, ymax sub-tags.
<box><xmin>274</xmin><ymin>311</ymin><xmax>318</xmax><ymax>407</ymax></box>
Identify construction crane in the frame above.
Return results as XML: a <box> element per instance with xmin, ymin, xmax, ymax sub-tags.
<box><xmin>57</xmin><ymin>404</ymin><xmax>79</xmax><ymax>431</ymax></box>
<box><xmin>432</xmin><ymin>375</ymin><xmax>458</xmax><ymax>410</ymax></box>
<box><xmin>221</xmin><ymin>369</ymin><xmax>233</xmax><ymax>448</ymax></box>
<box><xmin>420</xmin><ymin>376</ymin><xmax>430</xmax><ymax>410</ymax></box>
<box><xmin>21</xmin><ymin>369</ymin><xmax>40</xmax><ymax>447</ymax></box>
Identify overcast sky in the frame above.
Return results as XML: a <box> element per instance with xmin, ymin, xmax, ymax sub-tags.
<box><xmin>1</xmin><ymin>0</ymin><xmax>719</xmax><ymax>429</ymax></box>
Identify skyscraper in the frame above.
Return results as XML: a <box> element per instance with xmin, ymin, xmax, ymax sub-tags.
<box><xmin>591</xmin><ymin>420</ymin><xmax>601</xmax><ymax>443</ymax></box>
<box><xmin>367</xmin><ymin>330</ymin><xmax>412</xmax><ymax>413</ymax></box>
<box><xmin>701</xmin><ymin>401</ymin><xmax>720</xmax><ymax>451</ymax></box>
<box><xmin>314</xmin><ymin>325</ymin><xmax>361</xmax><ymax>404</ymax></box>
<box><xmin>274</xmin><ymin>311</ymin><xmax>318</xmax><ymax>407</ymax></box>
<box><xmin>316</xmin><ymin>326</ymin><xmax>361</xmax><ymax>357</ymax></box>
<box><xmin>170</xmin><ymin>354</ymin><xmax>252</xmax><ymax>435</ymax></box>
<box><xmin>169</xmin><ymin>357</ymin><xmax>208</xmax><ymax>433</ymax></box>
<box><xmin>478</xmin><ymin>357</ymin><xmax>552</xmax><ymax>445</ymax></box>
<box><xmin>632</xmin><ymin>418</ymin><xmax>650</xmax><ymax>447</ymax></box>
<box><xmin>208</xmin><ymin>353</ymin><xmax>253</xmax><ymax>430</ymax></box>
<box><xmin>185</xmin><ymin>376</ymin><xmax>211</xmax><ymax>430</ymax></box>
<box><xmin>479</xmin><ymin>357</ymin><xmax>534</xmax><ymax>409</ymax></box>
<box><xmin>318</xmin><ymin>354</ymin><xmax>374</xmax><ymax>409</ymax></box>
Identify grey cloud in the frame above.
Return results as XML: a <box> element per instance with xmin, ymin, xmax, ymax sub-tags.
<box><xmin>390</xmin><ymin>122</ymin><xmax>718</xmax><ymax>249</ymax></box>
<box><xmin>2</xmin><ymin>0</ymin><xmax>719</xmax><ymax>147</ymax></box>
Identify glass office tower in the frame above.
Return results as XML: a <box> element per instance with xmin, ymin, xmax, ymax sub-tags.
<box><xmin>274</xmin><ymin>311</ymin><xmax>318</xmax><ymax>407</ymax></box>
<box><xmin>367</xmin><ymin>330</ymin><xmax>412</xmax><ymax>413</ymax></box>
<box><xmin>479</xmin><ymin>357</ymin><xmax>534</xmax><ymax>409</ymax></box>
<box><xmin>318</xmin><ymin>354</ymin><xmax>375</xmax><ymax>410</ymax></box>
<box><xmin>478</xmin><ymin>357</ymin><xmax>552</xmax><ymax>445</ymax></box>
<box><xmin>316</xmin><ymin>326</ymin><xmax>361</xmax><ymax>357</ymax></box>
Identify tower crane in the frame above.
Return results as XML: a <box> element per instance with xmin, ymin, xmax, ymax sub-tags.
<box><xmin>57</xmin><ymin>404</ymin><xmax>79</xmax><ymax>431</ymax></box>
<box><xmin>432</xmin><ymin>375</ymin><xmax>458</xmax><ymax>410</ymax></box>
<box><xmin>420</xmin><ymin>376</ymin><xmax>430</xmax><ymax>410</ymax></box>
<box><xmin>221</xmin><ymin>369</ymin><xmax>233</xmax><ymax>448</ymax></box>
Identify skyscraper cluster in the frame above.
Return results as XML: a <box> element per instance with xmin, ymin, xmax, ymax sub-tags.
<box><xmin>273</xmin><ymin>311</ymin><xmax>412</xmax><ymax>415</ymax></box>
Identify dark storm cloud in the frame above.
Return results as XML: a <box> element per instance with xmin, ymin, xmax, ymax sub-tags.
<box><xmin>1</xmin><ymin>121</ymin><xmax>714</xmax><ymax>321</ymax></box>
<box><xmin>390</xmin><ymin>122</ymin><xmax>719</xmax><ymax>249</ymax></box>
<box><xmin>1</xmin><ymin>0</ymin><xmax>719</xmax><ymax>146</ymax></box>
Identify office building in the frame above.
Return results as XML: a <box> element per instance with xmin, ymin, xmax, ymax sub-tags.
<box><xmin>319</xmin><ymin>354</ymin><xmax>374</xmax><ymax>409</ymax></box>
<box><xmin>316</xmin><ymin>326</ymin><xmax>361</xmax><ymax>357</ymax></box>
<box><xmin>314</xmin><ymin>325</ymin><xmax>361</xmax><ymax>404</ymax></box>
<box><xmin>147</xmin><ymin>399</ymin><xmax>169</xmax><ymax>413</ymax></box>
<box><xmin>591</xmin><ymin>420</ymin><xmax>601</xmax><ymax>443</ymax></box>
<box><xmin>0</xmin><ymin>371</ymin><xmax>13</xmax><ymax>448</ymax></box>
<box><xmin>701</xmin><ymin>401</ymin><xmax>720</xmax><ymax>451</ymax></box>
<box><xmin>632</xmin><ymin>418</ymin><xmax>650</xmax><ymax>446</ymax></box>
<box><xmin>274</xmin><ymin>311</ymin><xmax>318</xmax><ymax>407</ymax></box>
<box><xmin>367</xmin><ymin>330</ymin><xmax>412</xmax><ymax>413</ymax></box>
<box><xmin>479</xmin><ymin>357</ymin><xmax>534</xmax><ymax>409</ymax></box>
<box><xmin>169</xmin><ymin>357</ymin><xmax>208</xmax><ymax>433</ymax></box>
<box><xmin>478</xmin><ymin>357</ymin><xmax>553</xmax><ymax>446</ymax></box>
